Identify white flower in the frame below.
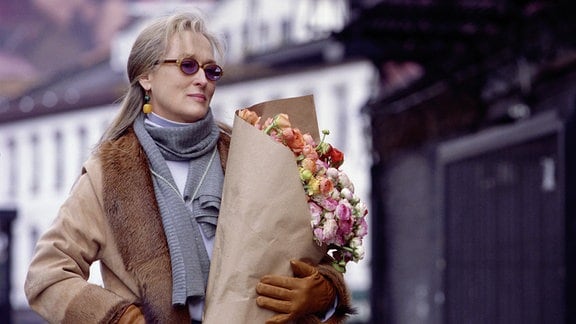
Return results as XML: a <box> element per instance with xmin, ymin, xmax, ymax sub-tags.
<box><xmin>340</xmin><ymin>187</ymin><xmax>353</xmax><ymax>201</ymax></box>
<box><xmin>354</xmin><ymin>201</ymin><xmax>367</xmax><ymax>217</ymax></box>
<box><xmin>353</xmin><ymin>244</ymin><xmax>365</xmax><ymax>261</ymax></box>
<box><xmin>330</xmin><ymin>188</ymin><xmax>340</xmax><ymax>200</ymax></box>
<box><xmin>338</xmin><ymin>172</ymin><xmax>354</xmax><ymax>191</ymax></box>
<box><xmin>326</xmin><ymin>167</ymin><xmax>339</xmax><ymax>179</ymax></box>
<box><xmin>324</xmin><ymin>211</ymin><xmax>335</xmax><ymax>220</ymax></box>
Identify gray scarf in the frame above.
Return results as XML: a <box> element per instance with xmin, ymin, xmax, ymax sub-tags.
<box><xmin>133</xmin><ymin>111</ymin><xmax>223</xmax><ymax>306</ymax></box>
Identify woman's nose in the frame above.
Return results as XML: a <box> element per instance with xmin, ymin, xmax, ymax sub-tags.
<box><xmin>192</xmin><ymin>68</ymin><xmax>208</xmax><ymax>86</ymax></box>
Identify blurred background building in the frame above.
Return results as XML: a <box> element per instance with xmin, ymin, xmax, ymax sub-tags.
<box><xmin>1</xmin><ymin>0</ymin><xmax>576</xmax><ymax>323</ymax></box>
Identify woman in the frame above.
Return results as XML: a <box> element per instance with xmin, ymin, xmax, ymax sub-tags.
<box><xmin>24</xmin><ymin>11</ymin><xmax>352</xmax><ymax>323</ymax></box>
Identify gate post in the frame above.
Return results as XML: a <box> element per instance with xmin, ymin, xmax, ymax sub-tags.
<box><xmin>0</xmin><ymin>210</ymin><xmax>16</xmax><ymax>323</ymax></box>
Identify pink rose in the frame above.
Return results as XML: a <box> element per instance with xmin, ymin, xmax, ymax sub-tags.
<box><xmin>308</xmin><ymin>202</ymin><xmax>322</xmax><ymax>226</ymax></box>
<box><xmin>335</xmin><ymin>201</ymin><xmax>352</xmax><ymax>221</ymax></box>
<box><xmin>313</xmin><ymin>227</ymin><xmax>324</xmax><ymax>243</ymax></box>
<box><xmin>314</xmin><ymin>196</ymin><xmax>338</xmax><ymax>211</ymax></box>
<box><xmin>355</xmin><ymin>217</ymin><xmax>368</xmax><ymax>238</ymax></box>
<box><xmin>322</xmin><ymin>219</ymin><xmax>338</xmax><ymax>242</ymax></box>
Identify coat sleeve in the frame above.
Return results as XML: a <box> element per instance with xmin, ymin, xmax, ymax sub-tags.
<box><xmin>316</xmin><ymin>255</ymin><xmax>356</xmax><ymax>323</ymax></box>
<box><xmin>24</xmin><ymin>166</ymin><xmax>132</xmax><ymax>323</ymax></box>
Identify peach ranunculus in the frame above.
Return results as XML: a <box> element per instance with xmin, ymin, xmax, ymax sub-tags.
<box><xmin>300</xmin><ymin>157</ymin><xmax>317</xmax><ymax>174</ymax></box>
<box><xmin>263</xmin><ymin>113</ymin><xmax>291</xmax><ymax>136</ymax></box>
<box><xmin>319</xmin><ymin>178</ymin><xmax>334</xmax><ymax>195</ymax></box>
<box><xmin>284</xmin><ymin>128</ymin><xmax>306</xmax><ymax>153</ymax></box>
<box><xmin>238</xmin><ymin>109</ymin><xmax>261</xmax><ymax>127</ymax></box>
<box><xmin>272</xmin><ymin>113</ymin><xmax>291</xmax><ymax>129</ymax></box>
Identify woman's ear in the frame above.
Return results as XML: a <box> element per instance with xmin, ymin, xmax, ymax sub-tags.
<box><xmin>138</xmin><ymin>74</ymin><xmax>151</xmax><ymax>91</ymax></box>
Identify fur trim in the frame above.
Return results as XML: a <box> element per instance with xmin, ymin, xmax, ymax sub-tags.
<box><xmin>315</xmin><ymin>256</ymin><xmax>356</xmax><ymax>323</ymax></box>
<box><xmin>63</xmin><ymin>285</ymin><xmax>130</xmax><ymax>324</ymax></box>
<box><xmin>217</xmin><ymin>129</ymin><xmax>231</xmax><ymax>171</ymax></box>
<box><xmin>98</xmin><ymin>129</ymin><xmax>189</xmax><ymax>323</ymax></box>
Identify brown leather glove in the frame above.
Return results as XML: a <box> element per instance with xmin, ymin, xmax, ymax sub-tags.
<box><xmin>256</xmin><ymin>259</ymin><xmax>336</xmax><ymax>323</ymax></box>
<box><xmin>118</xmin><ymin>304</ymin><xmax>145</xmax><ymax>324</ymax></box>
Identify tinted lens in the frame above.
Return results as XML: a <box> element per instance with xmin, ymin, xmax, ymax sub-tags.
<box><xmin>204</xmin><ymin>64</ymin><xmax>223</xmax><ymax>81</ymax></box>
<box><xmin>179</xmin><ymin>59</ymin><xmax>200</xmax><ymax>75</ymax></box>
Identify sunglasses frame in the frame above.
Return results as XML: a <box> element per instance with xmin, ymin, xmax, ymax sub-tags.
<box><xmin>156</xmin><ymin>57</ymin><xmax>223</xmax><ymax>81</ymax></box>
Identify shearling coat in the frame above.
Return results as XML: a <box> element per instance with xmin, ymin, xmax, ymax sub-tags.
<box><xmin>24</xmin><ymin>128</ymin><xmax>352</xmax><ymax>323</ymax></box>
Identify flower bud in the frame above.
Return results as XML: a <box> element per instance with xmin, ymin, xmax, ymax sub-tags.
<box><xmin>300</xmin><ymin>168</ymin><xmax>313</xmax><ymax>181</ymax></box>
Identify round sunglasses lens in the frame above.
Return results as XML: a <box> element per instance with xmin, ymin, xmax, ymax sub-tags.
<box><xmin>179</xmin><ymin>59</ymin><xmax>200</xmax><ymax>75</ymax></box>
<box><xmin>204</xmin><ymin>65</ymin><xmax>223</xmax><ymax>81</ymax></box>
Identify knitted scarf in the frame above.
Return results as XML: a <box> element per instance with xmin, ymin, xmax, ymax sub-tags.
<box><xmin>133</xmin><ymin>111</ymin><xmax>223</xmax><ymax>306</ymax></box>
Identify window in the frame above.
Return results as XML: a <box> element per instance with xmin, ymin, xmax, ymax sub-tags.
<box><xmin>54</xmin><ymin>131</ymin><xmax>64</xmax><ymax>191</ymax></box>
<box><xmin>259</xmin><ymin>22</ymin><xmax>269</xmax><ymax>50</ymax></box>
<box><xmin>78</xmin><ymin>126</ymin><xmax>88</xmax><ymax>169</ymax></box>
<box><xmin>30</xmin><ymin>226</ymin><xmax>39</xmax><ymax>256</ymax></box>
<box><xmin>281</xmin><ymin>19</ymin><xmax>292</xmax><ymax>45</ymax></box>
<box><xmin>7</xmin><ymin>138</ymin><xmax>17</xmax><ymax>198</ymax></box>
<box><xmin>30</xmin><ymin>134</ymin><xmax>39</xmax><ymax>195</ymax></box>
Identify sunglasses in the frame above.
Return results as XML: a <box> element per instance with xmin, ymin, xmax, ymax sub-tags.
<box><xmin>156</xmin><ymin>57</ymin><xmax>224</xmax><ymax>81</ymax></box>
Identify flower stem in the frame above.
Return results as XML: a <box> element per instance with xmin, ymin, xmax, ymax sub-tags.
<box><xmin>264</xmin><ymin>122</ymin><xmax>275</xmax><ymax>134</ymax></box>
<box><xmin>316</xmin><ymin>129</ymin><xmax>330</xmax><ymax>152</ymax></box>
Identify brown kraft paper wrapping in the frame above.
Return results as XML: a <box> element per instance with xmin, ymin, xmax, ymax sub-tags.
<box><xmin>203</xmin><ymin>95</ymin><xmax>327</xmax><ymax>322</ymax></box>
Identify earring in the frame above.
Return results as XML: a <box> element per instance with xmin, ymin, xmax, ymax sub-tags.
<box><xmin>142</xmin><ymin>91</ymin><xmax>152</xmax><ymax>114</ymax></box>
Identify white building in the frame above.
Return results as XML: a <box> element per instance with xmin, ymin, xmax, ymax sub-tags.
<box><xmin>0</xmin><ymin>0</ymin><xmax>376</xmax><ymax>320</ymax></box>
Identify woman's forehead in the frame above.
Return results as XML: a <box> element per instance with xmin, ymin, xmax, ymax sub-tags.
<box><xmin>165</xmin><ymin>31</ymin><xmax>213</xmax><ymax>56</ymax></box>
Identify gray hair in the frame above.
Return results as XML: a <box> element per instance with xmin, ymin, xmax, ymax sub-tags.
<box><xmin>99</xmin><ymin>11</ymin><xmax>224</xmax><ymax>143</ymax></box>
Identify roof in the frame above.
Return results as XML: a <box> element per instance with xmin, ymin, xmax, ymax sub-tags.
<box><xmin>338</xmin><ymin>1</ymin><xmax>575</xmax><ymax>61</ymax></box>
<box><xmin>334</xmin><ymin>0</ymin><xmax>576</xmax><ymax>115</ymax></box>
<box><xmin>0</xmin><ymin>60</ymin><xmax>126</xmax><ymax>124</ymax></box>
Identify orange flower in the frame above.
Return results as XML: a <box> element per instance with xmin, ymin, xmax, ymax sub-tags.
<box><xmin>284</xmin><ymin>128</ymin><xmax>306</xmax><ymax>153</ymax></box>
<box><xmin>319</xmin><ymin>178</ymin><xmax>334</xmax><ymax>195</ymax></box>
<box><xmin>281</xmin><ymin>127</ymin><xmax>295</xmax><ymax>140</ymax></box>
<box><xmin>300</xmin><ymin>157</ymin><xmax>317</xmax><ymax>173</ymax></box>
<box><xmin>238</xmin><ymin>109</ymin><xmax>261</xmax><ymax>126</ymax></box>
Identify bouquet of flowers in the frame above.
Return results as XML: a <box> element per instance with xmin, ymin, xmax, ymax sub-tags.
<box><xmin>204</xmin><ymin>95</ymin><xmax>367</xmax><ymax>322</ymax></box>
<box><xmin>238</xmin><ymin>109</ymin><xmax>368</xmax><ymax>272</ymax></box>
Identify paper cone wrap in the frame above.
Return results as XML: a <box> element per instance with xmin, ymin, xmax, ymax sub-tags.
<box><xmin>203</xmin><ymin>95</ymin><xmax>326</xmax><ymax>322</ymax></box>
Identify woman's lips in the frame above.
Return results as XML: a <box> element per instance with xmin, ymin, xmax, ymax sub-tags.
<box><xmin>188</xmin><ymin>93</ymin><xmax>206</xmax><ymax>101</ymax></box>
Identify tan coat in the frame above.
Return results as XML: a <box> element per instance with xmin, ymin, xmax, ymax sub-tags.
<box><xmin>24</xmin><ymin>128</ymin><xmax>352</xmax><ymax>323</ymax></box>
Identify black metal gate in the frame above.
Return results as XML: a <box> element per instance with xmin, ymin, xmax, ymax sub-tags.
<box><xmin>0</xmin><ymin>210</ymin><xmax>15</xmax><ymax>323</ymax></box>
<box><xmin>440</xmin><ymin>113</ymin><xmax>566</xmax><ymax>323</ymax></box>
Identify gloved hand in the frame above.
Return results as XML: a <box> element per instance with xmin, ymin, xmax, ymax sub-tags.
<box><xmin>118</xmin><ymin>304</ymin><xmax>145</xmax><ymax>324</ymax></box>
<box><xmin>256</xmin><ymin>259</ymin><xmax>336</xmax><ymax>323</ymax></box>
